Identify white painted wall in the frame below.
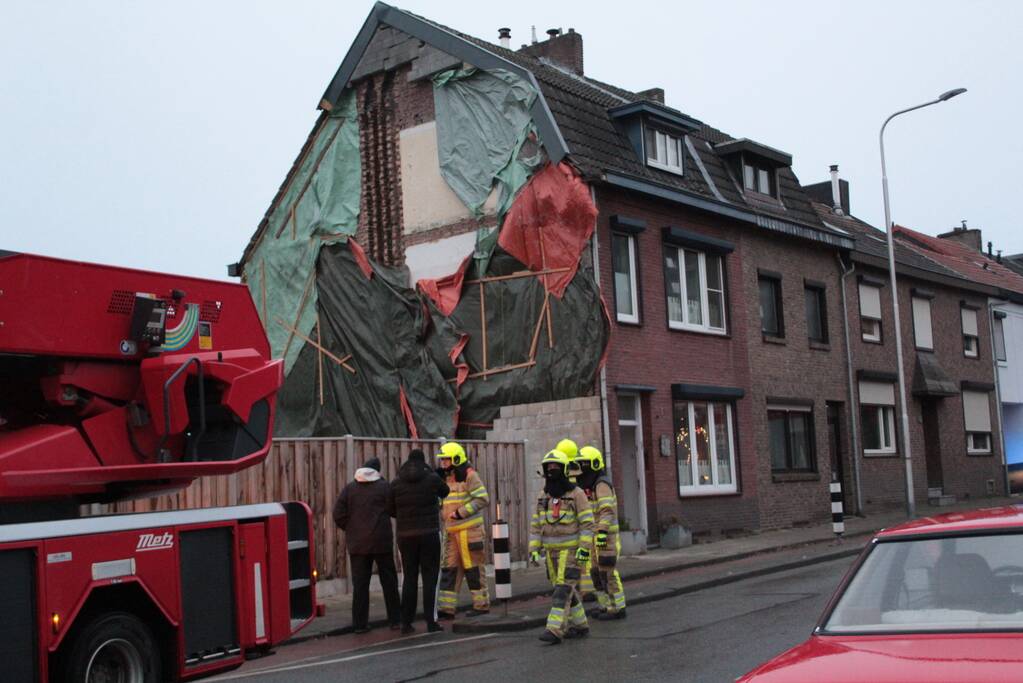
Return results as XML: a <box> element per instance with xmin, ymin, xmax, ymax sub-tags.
<box><xmin>993</xmin><ymin>301</ymin><xmax>1023</xmax><ymax>405</ymax></box>
<box><xmin>398</xmin><ymin>121</ymin><xmax>498</xmax><ymax>235</ymax></box>
<box><xmin>405</xmin><ymin>230</ymin><xmax>478</xmax><ymax>286</ymax></box>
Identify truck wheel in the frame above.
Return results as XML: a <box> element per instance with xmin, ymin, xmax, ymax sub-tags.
<box><xmin>62</xmin><ymin>612</ymin><xmax>161</xmax><ymax>683</ymax></box>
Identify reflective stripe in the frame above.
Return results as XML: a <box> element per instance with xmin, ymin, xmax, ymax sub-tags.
<box><xmin>470</xmin><ymin>486</ymin><xmax>488</xmax><ymax>497</ymax></box>
<box><xmin>457</xmin><ymin>530</ymin><xmax>473</xmax><ymax>570</ymax></box>
<box><xmin>464</xmin><ymin>502</ymin><xmax>475</xmax><ymax>515</ymax></box>
<box><xmin>557</xmin><ymin>550</ymin><xmax>568</xmax><ymax>584</ymax></box>
<box><xmin>447</xmin><ymin>515</ymin><xmax>484</xmax><ymax>532</ymax></box>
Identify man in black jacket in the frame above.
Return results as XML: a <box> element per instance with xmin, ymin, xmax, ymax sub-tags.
<box><xmin>333</xmin><ymin>457</ymin><xmax>401</xmax><ymax>633</ymax></box>
<box><xmin>388</xmin><ymin>449</ymin><xmax>450</xmax><ymax>634</ymax></box>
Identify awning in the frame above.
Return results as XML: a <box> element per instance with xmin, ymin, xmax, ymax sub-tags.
<box><xmin>911</xmin><ymin>353</ymin><xmax>958</xmax><ymax>397</ymax></box>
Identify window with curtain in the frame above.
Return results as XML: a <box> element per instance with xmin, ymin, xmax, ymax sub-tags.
<box><xmin>805</xmin><ymin>285</ymin><xmax>827</xmax><ymax>344</ymax></box>
<box><xmin>759</xmin><ymin>275</ymin><xmax>783</xmax><ymax>337</ymax></box>
<box><xmin>673</xmin><ymin>400</ymin><xmax>737</xmax><ymax>495</ymax></box>
<box><xmin>663</xmin><ymin>245</ymin><xmax>726</xmax><ymax>334</ymax></box>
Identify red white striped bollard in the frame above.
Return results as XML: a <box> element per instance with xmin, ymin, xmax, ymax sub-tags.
<box><xmin>831</xmin><ymin>480</ymin><xmax>844</xmax><ymax>537</ymax></box>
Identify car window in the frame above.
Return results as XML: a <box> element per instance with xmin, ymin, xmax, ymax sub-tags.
<box><xmin>825</xmin><ymin>533</ymin><xmax>1023</xmax><ymax>633</ymax></box>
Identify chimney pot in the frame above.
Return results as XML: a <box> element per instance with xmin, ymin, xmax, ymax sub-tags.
<box><xmin>547</xmin><ymin>28</ymin><xmax>560</xmax><ymax>39</ymax></box>
<box><xmin>568</xmin><ymin>27</ymin><xmax>575</xmax><ymax>34</ymax></box>
<box><xmin>498</xmin><ymin>27</ymin><xmax>511</xmax><ymax>49</ymax></box>
<box><xmin>829</xmin><ymin>165</ymin><xmax>844</xmax><ymax>216</ymax></box>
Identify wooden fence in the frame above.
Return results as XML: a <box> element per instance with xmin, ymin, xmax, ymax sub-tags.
<box><xmin>105</xmin><ymin>438</ymin><xmax>530</xmax><ymax>585</ymax></box>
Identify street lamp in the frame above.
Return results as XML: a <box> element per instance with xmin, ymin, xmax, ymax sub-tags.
<box><xmin>879</xmin><ymin>87</ymin><xmax>967</xmax><ymax>519</ymax></box>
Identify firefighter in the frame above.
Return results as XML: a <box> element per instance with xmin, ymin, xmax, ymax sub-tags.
<box><xmin>436</xmin><ymin>441</ymin><xmax>491</xmax><ymax>619</ymax></box>
<box><xmin>529</xmin><ymin>448</ymin><xmax>595</xmax><ymax>644</ymax></box>
<box><xmin>577</xmin><ymin>445</ymin><xmax>627</xmax><ymax>620</ymax></box>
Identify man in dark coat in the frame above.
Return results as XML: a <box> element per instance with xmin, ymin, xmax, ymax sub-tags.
<box><xmin>388</xmin><ymin>449</ymin><xmax>450</xmax><ymax>634</ymax></box>
<box><xmin>333</xmin><ymin>457</ymin><xmax>401</xmax><ymax>633</ymax></box>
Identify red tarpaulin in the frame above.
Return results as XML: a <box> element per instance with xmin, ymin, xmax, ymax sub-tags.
<box><xmin>498</xmin><ymin>162</ymin><xmax>598</xmax><ymax>298</ymax></box>
<box><xmin>348</xmin><ymin>238</ymin><xmax>374</xmax><ymax>279</ymax></box>
<box><xmin>398</xmin><ymin>384</ymin><xmax>420</xmax><ymax>439</ymax></box>
<box><xmin>417</xmin><ymin>255</ymin><xmax>471</xmax><ymax>316</ymax></box>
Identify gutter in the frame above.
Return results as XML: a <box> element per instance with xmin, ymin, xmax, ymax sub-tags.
<box><xmin>602</xmin><ymin>171</ymin><xmax>854</xmax><ymax>250</ymax></box>
<box><xmin>590</xmin><ymin>186</ymin><xmax>614</xmax><ymax>473</ymax></box>
<box><xmin>838</xmin><ymin>253</ymin><xmax>864</xmax><ymax>514</ymax></box>
<box><xmin>850</xmin><ymin>251</ymin><xmax>999</xmax><ymax>297</ymax></box>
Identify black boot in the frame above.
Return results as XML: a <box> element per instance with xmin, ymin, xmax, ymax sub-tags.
<box><xmin>596</xmin><ymin>609</ymin><xmax>626</xmax><ymax>621</ymax></box>
<box><xmin>564</xmin><ymin>626</ymin><xmax>590</xmax><ymax>639</ymax></box>
<box><xmin>538</xmin><ymin>630</ymin><xmax>561</xmax><ymax>644</ymax></box>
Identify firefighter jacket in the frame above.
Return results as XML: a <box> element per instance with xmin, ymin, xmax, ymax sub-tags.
<box><xmin>590</xmin><ymin>477</ymin><xmax>619</xmax><ymax>535</ymax></box>
<box><xmin>442</xmin><ymin>468</ymin><xmax>490</xmax><ymax>533</ymax></box>
<box><xmin>528</xmin><ymin>485</ymin><xmax>595</xmax><ymax>555</ymax></box>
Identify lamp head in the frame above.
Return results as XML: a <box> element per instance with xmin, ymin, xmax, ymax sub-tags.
<box><xmin>938</xmin><ymin>88</ymin><xmax>967</xmax><ymax>102</ymax></box>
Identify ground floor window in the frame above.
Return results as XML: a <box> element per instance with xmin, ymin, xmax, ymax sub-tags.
<box><xmin>674</xmin><ymin>400</ymin><xmax>737</xmax><ymax>495</ymax></box>
<box><xmin>963</xmin><ymin>390</ymin><xmax>993</xmax><ymax>455</ymax></box>
<box><xmin>768</xmin><ymin>405</ymin><xmax>816</xmax><ymax>472</ymax></box>
<box><xmin>859</xmin><ymin>380</ymin><xmax>897</xmax><ymax>455</ymax></box>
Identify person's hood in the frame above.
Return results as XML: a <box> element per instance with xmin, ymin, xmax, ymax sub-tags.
<box><xmin>355</xmin><ymin>467</ymin><xmax>382</xmax><ymax>482</ymax></box>
<box><xmin>399</xmin><ymin>459</ymin><xmax>428</xmax><ymax>483</ymax></box>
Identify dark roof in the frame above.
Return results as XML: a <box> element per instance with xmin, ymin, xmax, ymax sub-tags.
<box><xmin>810</xmin><ymin>201</ymin><xmax>970</xmax><ymax>281</ymax></box>
<box><xmin>714</xmin><ymin>138</ymin><xmax>792</xmax><ymax>167</ymax></box>
<box><xmin>243</xmin><ymin>3</ymin><xmax>852</xmax><ymax>268</ymax></box>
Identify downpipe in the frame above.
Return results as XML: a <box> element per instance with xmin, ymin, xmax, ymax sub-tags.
<box><xmin>837</xmin><ymin>253</ymin><xmax>864</xmax><ymax>515</ymax></box>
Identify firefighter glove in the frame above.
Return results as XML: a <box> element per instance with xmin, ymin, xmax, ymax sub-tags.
<box><xmin>530</xmin><ymin>551</ymin><xmax>543</xmax><ymax>565</ymax></box>
<box><xmin>595</xmin><ymin>530</ymin><xmax>608</xmax><ymax>548</ymax></box>
<box><xmin>575</xmin><ymin>547</ymin><xmax>591</xmax><ymax>562</ymax></box>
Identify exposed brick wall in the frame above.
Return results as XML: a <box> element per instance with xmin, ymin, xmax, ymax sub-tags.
<box><xmin>742</xmin><ymin>233</ymin><xmax>850</xmax><ymax>529</ymax></box>
<box><xmin>518</xmin><ymin>30</ymin><xmax>584</xmax><ymax>75</ymax></box>
<box><xmin>594</xmin><ymin>186</ymin><xmax>760</xmax><ymax>537</ymax></box>
<box><xmin>847</xmin><ymin>263</ymin><xmax>1005</xmax><ymax>510</ymax></box>
<box><xmin>487</xmin><ymin>397</ymin><xmax>603</xmax><ymax>508</ymax></box>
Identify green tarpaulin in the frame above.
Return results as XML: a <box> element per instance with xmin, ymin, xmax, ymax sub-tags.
<box><xmin>245</xmin><ymin>90</ymin><xmax>361</xmax><ymax>376</ymax></box>
<box><xmin>433</xmin><ymin>68</ymin><xmax>543</xmax><ymax>272</ymax></box>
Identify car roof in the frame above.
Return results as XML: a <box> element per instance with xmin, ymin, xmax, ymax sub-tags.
<box><xmin>876</xmin><ymin>505</ymin><xmax>1023</xmax><ymax>539</ymax></box>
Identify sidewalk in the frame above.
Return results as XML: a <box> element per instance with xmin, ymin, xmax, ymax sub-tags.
<box><xmin>293</xmin><ymin>495</ymin><xmax>1016</xmax><ymax>642</ymax></box>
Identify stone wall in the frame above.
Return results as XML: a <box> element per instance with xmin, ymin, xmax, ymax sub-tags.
<box><xmin>487</xmin><ymin>396</ymin><xmax>604</xmax><ymax>507</ymax></box>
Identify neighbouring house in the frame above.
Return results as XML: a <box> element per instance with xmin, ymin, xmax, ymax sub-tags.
<box><xmin>806</xmin><ymin>175</ymin><xmax>1006</xmax><ymax>510</ymax></box>
<box><xmin>889</xmin><ymin>224</ymin><xmax>1023</xmax><ymax>495</ymax></box>
<box><xmin>235</xmin><ymin>3</ymin><xmax>1008</xmax><ymax>545</ymax></box>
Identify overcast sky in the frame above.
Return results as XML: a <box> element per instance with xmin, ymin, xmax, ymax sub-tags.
<box><xmin>2</xmin><ymin>1</ymin><xmax>1019</xmax><ymax>280</ymax></box>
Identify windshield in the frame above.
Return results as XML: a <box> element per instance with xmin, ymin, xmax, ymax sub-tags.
<box><xmin>825</xmin><ymin>533</ymin><xmax>1023</xmax><ymax>633</ymax></box>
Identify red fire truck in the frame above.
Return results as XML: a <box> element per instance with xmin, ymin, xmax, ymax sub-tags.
<box><xmin>0</xmin><ymin>251</ymin><xmax>316</xmax><ymax>682</ymax></box>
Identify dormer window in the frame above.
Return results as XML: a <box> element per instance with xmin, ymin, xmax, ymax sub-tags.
<box><xmin>743</xmin><ymin>159</ymin><xmax>776</xmax><ymax>196</ymax></box>
<box><xmin>644</xmin><ymin>127</ymin><xmax>683</xmax><ymax>175</ymax></box>
<box><xmin>715</xmin><ymin>138</ymin><xmax>792</xmax><ymax>202</ymax></box>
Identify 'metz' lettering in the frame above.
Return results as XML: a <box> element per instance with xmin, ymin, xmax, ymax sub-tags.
<box><xmin>136</xmin><ymin>531</ymin><xmax>174</xmax><ymax>552</ymax></box>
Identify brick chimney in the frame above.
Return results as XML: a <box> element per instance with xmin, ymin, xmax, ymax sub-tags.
<box><xmin>937</xmin><ymin>221</ymin><xmax>982</xmax><ymax>251</ymax></box>
<box><xmin>636</xmin><ymin>87</ymin><xmax>665</xmax><ymax>103</ymax></box>
<box><xmin>519</xmin><ymin>27</ymin><xmax>583</xmax><ymax>75</ymax></box>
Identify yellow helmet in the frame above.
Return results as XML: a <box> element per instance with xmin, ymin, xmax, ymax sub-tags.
<box><xmin>436</xmin><ymin>441</ymin><xmax>467</xmax><ymax>467</ymax></box>
<box><xmin>578</xmin><ymin>445</ymin><xmax>605</xmax><ymax>472</ymax></box>
<box><xmin>541</xmin><ymin>448</ymin><xmax>570</xmax><ymax>468</ymax></box>
<box><xmin>556</xmin><ymin>439</ymin><xmax>579</xmax><ymax>460</ymax></box>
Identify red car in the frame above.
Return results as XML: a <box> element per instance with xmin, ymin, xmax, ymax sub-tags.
<box><xmin>738</xmin><ymin>505</ymin><xmax>1023</xmax><ymax>682</ymax></box>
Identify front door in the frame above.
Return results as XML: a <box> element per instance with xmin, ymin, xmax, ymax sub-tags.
<box><xmin>617</xmin><ymin>394</ymin><xmax>647</xmax><ymax>540</ymax></box>
<box><xmin>921</xmin><ymin>399</ymin><xmax>944</xmax><ymax>490</ymax></box>
<box><xmin>826</xmin><ymin>402</ymin><xmax>848</xmax><ymax>510</ymax></box>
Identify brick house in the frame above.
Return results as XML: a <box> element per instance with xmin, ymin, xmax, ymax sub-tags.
<box><xmin>240</xmin><ymin>4</ymin><xmax>1009</xmax><ymax>545</ymax></box>
<box><xmin>805</xmin><ymin>179</ymin><xmax>1006</xmax><ymax>511</ymax></box>
<box><xmin>889</xmin><ymin>224</ymin><xmax>1023</xmax><ymax>495</ymax></box>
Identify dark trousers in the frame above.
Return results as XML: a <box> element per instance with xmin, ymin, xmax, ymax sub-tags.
<box><xmin>349</xmin><ymin>552</ymin><xmax>401</xmax><ymax>629</ymax></box>
<box><xmin>397</xmin><ymin>532</ymin><xmax>441</xmax><ymax>626</ymax></box>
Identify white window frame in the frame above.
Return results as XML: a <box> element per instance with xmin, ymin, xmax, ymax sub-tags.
<box><xmin>612</xmin><ymin>232</ymin><xmax>639</xmax><ymax>324</ymax></box>
<box><xmin>676</xmin><ymin>401</ymin><xmax>738</xmax><ymax>496</ymax></box>
<box><xmin>911</xmin><ymin>296</ymin><xmax>933</xmax><ymax>350</ymax></box>
<box><xmin>859</xmin><ymin>284</ymin><xmax>882</xmax><ymax>343</ymax></box>
<box><xmin>645</xmin><ymin>128</ymin><xmax>684</xmax><ymax>175</ymax></box>
<box><xmin>862</xmin><ymin>404</ymin><xmax>897</xmax><ymax>455</ymax></box>
<box><xmin>967</xmin><ymin>432</ymin><xmax>992</xmax><ymax>455</ymax></box>
<box><xmin>962</xmin><ymin>307</ymin><xmax>980</xmax><ymax>358</ymax></box>
<box><xmin>665</xmin><ymin>246</ymin><xmax>727</xmax><ymax>335</ymax></box>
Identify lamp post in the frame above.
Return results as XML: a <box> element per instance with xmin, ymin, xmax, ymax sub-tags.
<box><xmin>879</xmin><ymin>87</ymin><xmax>967</xmax><ymax>519</ymax></box>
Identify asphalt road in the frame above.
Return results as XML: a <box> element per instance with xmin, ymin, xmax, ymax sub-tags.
<box><xmin>210</xmin><ymin>556</ymin><xmax>855</xmax><ymax>683</ymax></box>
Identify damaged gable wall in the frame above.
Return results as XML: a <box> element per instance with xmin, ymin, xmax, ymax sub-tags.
<box><xmin>241</xmin><ymin>23</ymin><xmax>610</xmax><ymax>440</ymax></box>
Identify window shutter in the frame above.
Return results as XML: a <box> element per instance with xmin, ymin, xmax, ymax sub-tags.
<box><xmin>961</xmin><ymin>308</ymin><xmax>979</xmax><ymax>337</ymax></box>
<box><xmin>859</xmin><ymin>381</ymin><xmax>895</xmax><ymax>406</ymax></box>
<box><xmin>962</xmin><ymin>391</ymin><xmax>992</xmax><ymax>433</ymax></box>
<box><xmin>912</xmin><ymin>297</ymin><xmax>933</xmax><ymax>349</ymax></box>
<box><xmin>859</xmin><ymin>284</ymin><xmax>882</xmax><ymax>319</ymax></box>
